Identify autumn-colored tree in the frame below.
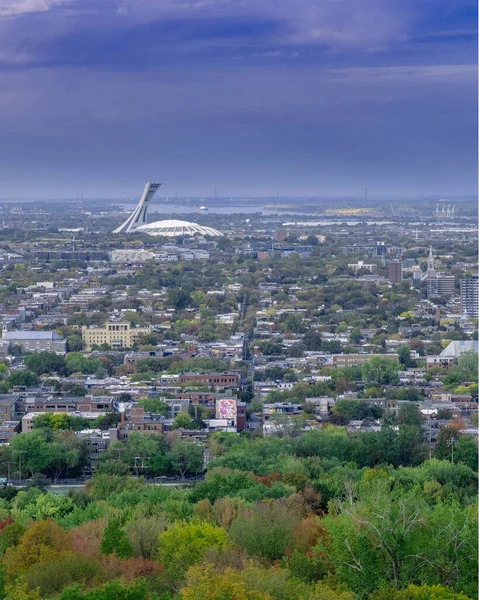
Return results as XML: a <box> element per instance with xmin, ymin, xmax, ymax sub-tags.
<box><xmin>4</xmin><ymin>579</ymin><xmax>42</xmax><ymax>600</ymax></box>
<box><xmin>98</xmin><ymin>555</ymin><xmax>159</xmax><ymax>581</ymax></box>
<box><xmin>369</xmin><ymin>584</ymin><xmax>472</xmax><ymax>600</ymax></box>
<box><xmin>229</xmin><ymin>502</ymin><xmax>299</xmax><ymax>561</ymax></box>
<box><xmin>125</xmin><ymin>516</ymin><xmax>167</xmax><ymax>560</ymax></box>
<box><xmin>4</xmin><ymin>520</ymin><xmax>71</xmax><ymax>575</ymax></box>
<box><xmin>180</xmin><ymin>564</ymin><xmax>269</xmax><ymax>600</ymax></box>
<box><xmin>70</xmin><ymin>519</ymin><xmax>107</xmax><ymax>558</ymax></box>
<box><xmin>192</xmin><ymin>499</ymin><xmax>214</xmax><ymax>523</ymax></box>
<box><xmin>157</xmin><ymin>520</ymin><xmax>227</xmax><ymax>574</ymax></box>
<box><xmin>25</xmin><ymin>554</ymin><xmax>101</xmax><ymax>597</ymax></box>
<box><xmin>0</xmin><ymin>522</ymin><xmax>26</xmax><ymax>556</ymax></box>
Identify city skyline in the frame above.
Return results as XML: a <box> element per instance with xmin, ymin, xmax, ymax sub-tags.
<box><xmin>0</xmin><ymin>0</ymin><xmax>477</xmax><ymax>199</ymax></box>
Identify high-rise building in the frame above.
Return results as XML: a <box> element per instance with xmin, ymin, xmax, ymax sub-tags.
<box><xmin>388</xmin><ymin>261</ymin><xmax>403</xmax><ymax>284</ymax></box>
<box><xmin>113</xmin><ymin>182</ymin><xmax>161</xmax><ymax>233</ymax></box>
<box><xmin>427</xmin><ymin>274</ymin><xmax>456</xmax><ymax>298</ymax></box>
<box><xmin>460</xmin><ymin>275</ymin><xmax>479</xmax><ymax>317</ymax></box>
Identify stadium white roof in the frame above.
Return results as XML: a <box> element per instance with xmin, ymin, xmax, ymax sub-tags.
<box><xmin>440</xmin><ymin>340</ymin><xmax>478</xmax><ymax>358</ymax></box>
<box><xmin>136</xmin><ymin>219</ymin><xmax>223</xmax><ymax>238</ymax></box>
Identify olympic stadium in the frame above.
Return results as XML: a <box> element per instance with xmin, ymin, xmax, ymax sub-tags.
<box><xmin>113</xmin><ymin>182</ymin><xmax>223</xmax><ymax>237</ymax></box>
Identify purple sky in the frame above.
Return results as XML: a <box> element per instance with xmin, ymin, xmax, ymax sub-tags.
<box><xmin>0</xmin><ymin>0</ymin><xmax>477</xmax><ymax>199</ymax></box>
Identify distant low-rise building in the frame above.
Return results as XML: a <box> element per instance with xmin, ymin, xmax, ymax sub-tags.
<box><xmin>110</xmin><ymin>249</ymin><xmax>156</xmax><ymax>264</ymax></box>
<box><xmin>332</xmin><ymin>354</ymin><xmax>400</xmax><ymax>368</ymax></box>
<box><xmin>2</xmin><ymin>331</ymin><xmax>66</xmax><ymax>354</ymax></box>
<box><xmin>22</xmin><ymin>411</ymin><xmax>107</xmax><ymax>433</ymax></box>
<box><xmin>178</xmin><ymin>372</ymin><xmax>241</xmax><ymax>389</ymax></box>
<box><xmin>0</xmin><ymin>395</ymin><xmax>18</xmax><ymax>423</ymax></box>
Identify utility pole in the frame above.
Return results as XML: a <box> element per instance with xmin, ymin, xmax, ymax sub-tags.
<box><xmin>1</xmin><ymin>461</ymin><xmax>12</xmax><ymax>481</ymax></box>
<box><xmin>447</xmin><ymin>437</ymin><xmax>457</xmax><ymax>463</ymax></box>
<box><xmin>428</xmin><ymin>395</ymin><xmax>432</xmax><ymax>460</ymax></box>
<box><xmin>13</xmin><ymin>450</ymin><xmax>26</xmax><ymax>482</ymax></box>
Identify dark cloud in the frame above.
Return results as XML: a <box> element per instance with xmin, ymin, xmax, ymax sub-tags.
<box><xmin>0</xmin><ymin>0</ymin><xmax>476</xmax><ymax>197</ymax></box>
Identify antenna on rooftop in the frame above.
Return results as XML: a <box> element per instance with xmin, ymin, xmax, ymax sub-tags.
<box><xmin>364</xmin><ymin>187</ymin><xmax>368</xmax><ymax>201</ymax></box>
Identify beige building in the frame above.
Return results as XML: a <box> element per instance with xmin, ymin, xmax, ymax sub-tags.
<box><xmin>82</xmin><ymin>321</ymin><xmax>151</xmax><ymax>350</ymax></box>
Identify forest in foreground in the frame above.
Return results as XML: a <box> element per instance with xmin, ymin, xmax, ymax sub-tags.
<box><xmin>0</xmin><ymin>426</ymin><xmax>475</xmax><ymax>600</ymax></box>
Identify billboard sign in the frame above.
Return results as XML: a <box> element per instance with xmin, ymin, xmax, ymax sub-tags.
<box><xmin>216</xmin><ymin>398</ymin><xmax>237</xmax><ymax>421</ymax></box>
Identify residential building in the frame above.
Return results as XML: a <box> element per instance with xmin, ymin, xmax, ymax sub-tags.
<box><xmin>17</xmin><ymin>394</ymin><xmax>113</xmax><ymax>416</ymax></box>
<box><xmin>0</xmin><ymin>421</ymin><xmax>20</xmax><ymax>443</ymax></box>
<box><xmin>388</xmin><ymin>261</ymin><xmax>403</xmax><ymax>284</ymax></box>
<box><xmin>427</xmin><ymin>274</ymin><xmax>456</xmax><ymax>298</ymax></box>
<box><xmin>82</xmin><ymin>321</ymin><xmax>151</xmax><ymax>350</ymax></box>
<box><xmin>460</xmin><ymin>275</ymin><xmax>478</xmax><ymax>317</ymax></box>
<box><xmin>0</xmin><ymin>395</ymin><xmax>18</xmax><ymax>423</ymax></box>
<box><xmin>128</xmin><ymin>406</ymin><xmax>165</xmax><ymax>434</ymax></box>
<box><xmin>76</xmin><ymin>429</ymin><xmax>112</xmax><ymax>473</ymax></box>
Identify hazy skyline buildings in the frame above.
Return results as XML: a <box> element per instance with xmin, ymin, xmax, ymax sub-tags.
<box><xmin>0</xmin><ymin>0</ymin><xmax>477</xmax><ymax>199</ymax></box>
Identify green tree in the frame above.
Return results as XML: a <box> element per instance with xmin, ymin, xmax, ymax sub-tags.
<box><xmin>7</xmin><ymin>371</ymin><xmax>39</xmax><ymax>388</ymax></box>
<box><xmin>66</xmin><ymin>334</ymin><xmax>84</xmax><ymax>352</ymax></box>
<box><xmin>169</xmin><ymin>439</ymin><xmax>203</xmax><ymax>479</ymax></box>
<box><xmin>362</xmin><ymin>357</ymin><xmax>400</xmax><ymax>386</ymax></box>
<box><xmin>100</xmin><ymin>517</ymin><xmax>132</xmax><ymax>559</ymax></box>
<box><xmin>397</xmin><ymin>403</ymin><xmax>423</xmax><ymax>429</ymax></box>
<box><xmin>46</xmin><ymin>431</ymin><xmax>88</xmax><ymax>482</ymax></box>
<box><xmin>24</xmin><ymin>352</ymin><xmax>67</xmax><ymax>376</ymax></box>
<box><xmin>434</xmin><ymin>427</ymin><xmax>460</xmax><ymax>462</ymax></box>
<box><xmin>95</xmin><ymin>412</ymin><xmax>121</xmax><ymax>431</ymax></box>
<box><xmin>65</xmin><ymin>353</ymin><xmax>103</xmax><ymax>375</ymax></box>
<box><xmin>317</xmin><ymin>480</ymin><xmax>425</xmax><ymax>594</ymax></box>
<box><xmin>172</xmin><ymin>413</ymin><xmax>194</xmax><ymax>430</ymax></box>
<box><xmin>168</xmin><ymin>289</ymin><xmax>192</xmax><ymax>310</ymax></box>
<box><xmin>138</xmin><ymin>398</ymin><xmax>168</xmax><ymax>415</ymax></box>
<box><xmin>398</xmin><ymin>346</ymin><xmax>415</xmax><ymax>368</ymax></box>
<box><xmin>124</xmin><ymin>432</ymin><xmax>162</xmax><ymax>476</ymax></box>
<box><xmin>455</xmin><ymin>435</ymin><xmax>478</xmax><ymax>471</ymax></box>
<box><xmin>450</xmin><ymin>351</ymin><xmax>478</xmax><ymax>383</ymax></box>
<box><xmin>303</xmin><ymin>331</ymin><xmax>322</xmax><ymax>351</ymax></box>
<box><xmin>10</xmin><ymin>430</ymin><xmax>52</xmax><ymax>477</ymax></box>
<box><xmin>333</xmin><ymin>400</ymin><xmax>382</xmax><ymax>421</ymax></box>
<box><xmin>58</xmin><ymin>580</ymin><xmax>151</xmax><ymax>600</ymax></box>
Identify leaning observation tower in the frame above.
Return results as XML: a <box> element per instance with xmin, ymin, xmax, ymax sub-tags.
<box><xmin>113</xmin><ymin>182</ymin><xmax>161</xmax><ymax>233</ymax></box>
